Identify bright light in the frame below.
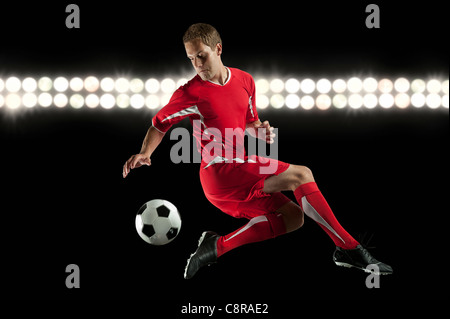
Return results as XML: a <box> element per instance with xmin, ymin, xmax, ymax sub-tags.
<box><xmin>394</xmin><ymin>78</ymin><xmax>410</xmax><ymax>93</ymax></box>
<box><xmin>115</xmin><ymin>77</ymin><xmax>129</xmax><ymax>93</ymax></box>
<box><xmin>145</xmin><ymin>78</ymin><xmax>159</xmax><ymax>94</ymax></box>
<box><xmin>332</xmin><ymin>94</ymin><xmax>347</xmax><ymax>109</ymax></box>
<box><xmin>347</xmin><ymin>77</ymin><xmax>363</xmax><ymax>93</ymax></box>
<box><xmin>348</xmin><ymin>94</ymin><xmax>363</xmax><ymax>109</ymax></box>
<box><xmin>161</xmin><ymin>78</ymin><xmax>176</xmax><ymax>94</ymax></box>
<box><xmin>285</xmin><ymin>78</ymin><xmax>300</xmax><ymax>94</ymax></box>
<box><xmin>378</xmin><ymin>79</ymin><xmax>393</xmax><ymax>93</ymax></box>
<box><xmin>316</xmin><ymin>79</ymin><xmax>331</xmax><ymax>93</ymax></box>
<box><xmin>427</xmin><ymin>79</ymin><xmax>441</xmax><ymax>94</ymax></box>
<box><xmin>255</xmin><ymin>79</ymin><xmax>269</xmax><ymax>94</ymax></box>
<box><xmin>1</xmin><ymin>75</ymin><xmax>447</xmax><ymax>112</ymax></box>
<box><xmin>256</xmin><ymin>94</ymin><xmax>269</xmax><ymax>109</ymax></box>
<box><xmin>177</xmin><ymin>78</ymin><xmax>188</xmax><ymax>88</ymax></box>
<box><xmin>426</xmin><ymin>93</ymin><xmax>441</xmax><ymax>109</ymax></box>
<box><xmin>270</xmin><ymin>79</ymin><xmax>284</xmax><ymax>93</ymax></box>
<box><xmin>84</xmin><ymin>76</ymin><xmax>99</xmax><ymax>93</ymax></box>
<box><xmin>411</xmin><ymin>79</ymin><xmax>426</xmax><ymax>93</ymax></box>
<box><xmin>22</xmin><ymin>77</ymin><xmax>37</xmax><ymax>92</ymax></box>
<box><xmin>85</xmin><ymin>94</ymin><xmax>99</xmax><ymax>108</ymax></box>
<box><xmin>100</xmin><ymin>93</ymin><xmax>115</xmax><ymax>109</ymax></box>
<box><xmin>130</xmin><ymin>78</ymin><xmax>144</xmax><ymax>93</ymax></box>
<box><xmin>300</xmin><ymin>95</ymin><xmax>314</xmax><ymax>110</ymax></box>
<box><xmin>300</xmin><ymin>79</ymin><xmax>315</xmax><ymax>94</ymax></box>
<box><xmin>411</xmin><ymin>93</ymin><xmax>425</xmax><ymax>108</ymax></box>
<box><xmin>130</xmin><ymin>94</ymin><xmax>145</xmax><ymax>109</ymax></box>
<box><xmin>442</xmin><ymin>95</ymin><xmax>449</xmax><ymax>108</ymax></box>
<box><xmin>363</xmin><ymin>94</ymin><xmax>377</xmax><ymax>109</ymax></box>
<box><xmin>145</xmin><ymin>95</ymin><xmax>160</xmax><ymax>109</ymax></box>
<box><xmin>395</xmin><ymin>93</ymin><xmax>410</xmax><ymax>109</ymax></box>
<box><xmin>160</xmin><ymin>94</ymin><xmax>172</xmax><ymax>106</ymax></box>
<box><xmin>6</xmin><ymin>77</ymin><xmax>22</xmax><ymax>93</ymax></box>
<box><xmin>38</xmin><ymin>92</ymin><xmax>52</xmax><ymax>107</ymax></box>
<box><xmin>6</xmin><ymin>93</ymin><xmax>21</xmax><ymax>109</ymax></box>
<box><xmin>442</xmin><ymin>80</ymin><xmax>449</xmax><ymax>95</ymax></box>
<box><xmin>100</xmin><ymin>77</ymin><xmax>115</xmax><ymax>92</ymax></box>
<box><xmin>54</xmin><ymin>93</ymin><xmax>68</xmax><ymax>108</ymax></box>
<box><xmin>379</xmin><ymin>93</ymin><xmax>394</xmax><ymax>109</ymax></box>
<box><xmin>285</xmin><ymin>94</ymin><xmax>300</xmax><ymax>109</ymax></box>
<box><xmin>70</xmin><ymin>94</ymin><xmax>84</xmax><ymax>109</ymax></box>
<box><xmin>363</xmin><ymin>77</ymin><xmax>378</xmax><ymax>93</ymax></box>
<box><xmin>22</xmin><ymin>93</ymin><xmax>37</xmax><ymax>108</ymax></box>
<box><xmin>38</xmin><ymin>77</ymin><xmax>53</xmax><ymax>92</ymax></box>
<box><xmin>316</xmin><ymin>94</ymin><xmax>331</xmax><ymax>110</ymax></box>
<box><xmin>54</xmin><ymin>77</ymin><xmax>69</xmax><ymax>92</ymax></box>
<box><xmin>117</xmin><ymin>94</ymin><xmax>130</xmax><ymax>109</ymax></box>
<box><xmin>332</xmin><ymin>79</ymin><xmax>346</xmax><ymax>93</ymax></box>
<box><xmin>270</xmin><ymin>94</ymin><xmax>284</xmax><ymax>109</ymax></box>
<box><xmin>70</xmin><ymin>77</ymin><xmax>84</xmax><ymax>92</ymax></box>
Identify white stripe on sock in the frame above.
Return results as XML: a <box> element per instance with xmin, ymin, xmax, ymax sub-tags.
<box><xmin>301</xmin><ymin>197</ymin><xmax>345</xmax><ymax>244</ymax></box>
<box><xmin>224</xmin><ymin>215</ymin><xmax>268</xmax><ymax>242</ymax></box>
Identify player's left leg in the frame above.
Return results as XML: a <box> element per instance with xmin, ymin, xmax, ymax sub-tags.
<box><xmin>263</xmin><ymin>164</ymin><xmax>393</xmax><ymax>274</ymax></box>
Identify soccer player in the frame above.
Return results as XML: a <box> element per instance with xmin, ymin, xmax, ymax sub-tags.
<box><xmin>123</xmin><ymin>23</ymin><xmax>393</xmax><ymax>279</ymax></box>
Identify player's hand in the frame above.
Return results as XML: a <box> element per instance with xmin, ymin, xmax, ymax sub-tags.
<box><xmin>123</xmin><ymin>153</ymin><xmax>151</xmax><ymax>178</ymax></box>
<box><xmin>256</xmin><ymin>120</ymin><xmax>276</xmax><ymax>144</ymax></box>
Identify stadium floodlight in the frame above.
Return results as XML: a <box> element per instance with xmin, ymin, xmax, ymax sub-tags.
<box><xmin>394</xmin><ymin>77</ymin><xmax>410</xmax><ymax>93</ymax></box>
<box><xmin>6</xmin><ymin>77</ymin><xmax>21</xmax><ymax>93</ymax></box>
<box><xmin>145</xmin><ymin>78</ymin><xmax>160</xmax><ymax>94</ymax></box>
<box><xmin>270</xmin><ymin>79</ymin><xmax>284</xmax><ymax>94</ymax></box>
<box><xmin>22</xmin><ymin>77</ymin><xmax>38</xmax><ymax>92</ymax></box>
<box><xmin>362</xmin><ymin>77</ymin><xmax>378</xmax><ymax>93</ymax></box>
<box><xmin>22</xmin><ymin>93</ymin><xmax>37</xmax><ymax>108</ymax></box>
<box><xmin>84</xmin><ymin>76</ymin><xmax>100</xmax><ymax>93</ymax></box>
<box><xmin>0</xmin><ymin>76</ymin><xmax>447</xmax><ymax>112</ymax></box>
<box><xmin>270</xmin><ymin>94</ymin><xmax>284</xmax><ymax>108</ymax></box>
<box><xmin>378</xmin><ymin>79</ymin><xmax>393</xmax><ymax>93</ymax></box>
<box><xmin>115</xmin><ymin>77</ymin><xmax>129</xmax><ymax>93</ymax></box>
<box><xmin>316</xmin><ymin>79</ymin><xmax>331</xmax><ymax>94</ymax></box>
<box><xmin>100</xmin><ymin>77</ymin><xmax>115</xmax><ymax>92</ymax></box>
<box><xmin>285</xmin><ymin>94</ymin><xmax>300</xmax><ymax>109</ymax></box>
<box><xmin>70</xmin><ymin>77</ymin><xmax>84</xmax><ymax>92</ymax></box>
<box><xmin>54</xmin><ymin>77</ymin><xmax>69</xmax><ymax>92</ymax></box>
<box><xmin>5</xmin><ymin>93</ymin><xmax>21</xmax><ymax>109</ymax></box>
<box><xmin>332</xmin><ymin>79</ymin><xmax>346</xmax><ymax>93</ymax></box>
<box><xmin>255</xmin><ymin>79</ymin><xmax>269</xmax><ymax>94</ymax></box>
<box><xmin>347</xmin><ymin>77</ymin><xmax>363</xmax><ymax>93</ymax></box>
<box><xmin>300</xmin><ymin>79</ymin><xmax>315</xmax><ymax>94</ymax></box>
<box><xmin>256</xmin><ymin>94</ymin><xmax>269</xmax><ymax>109</ymax></box>
<box><xmin>285</xmin><ymin>78</ymin><xmax>300</xmax><ymax>94</ymax></box>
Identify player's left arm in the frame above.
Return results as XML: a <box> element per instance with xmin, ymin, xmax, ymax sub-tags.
<box><xmin>246</xmin><ymin>120</ymin><xmax>275</xmax><ymax>144</ymax></box>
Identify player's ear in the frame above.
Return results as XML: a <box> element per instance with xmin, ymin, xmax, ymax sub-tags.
<box><xmin>215</xmin><ymin>43</ymin><xmax>222</xmax><ymax>56</ymax></box>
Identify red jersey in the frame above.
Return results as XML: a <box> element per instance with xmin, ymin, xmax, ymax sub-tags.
<box><xmin>152</xmin><ymin>67</ymin><xmax>258</xmax><ymax>168</ymax></box>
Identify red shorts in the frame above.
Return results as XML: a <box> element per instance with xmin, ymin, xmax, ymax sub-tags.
<box><xmin>199</xmin><ymin>155</ymin><xmax>291</xmax><ymax>219</ymax></box>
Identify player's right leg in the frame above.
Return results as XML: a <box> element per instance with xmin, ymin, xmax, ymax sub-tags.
<box><xmin>184</xmin><ymin>200</ymin><xmax>304</xmax><ymax>279</ymax></box>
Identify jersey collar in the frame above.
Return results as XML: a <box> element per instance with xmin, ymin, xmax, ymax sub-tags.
<box><xmin>207</xmin><ymin>67</ymin><xmax>231</xmax><ymax>86</ymax></box>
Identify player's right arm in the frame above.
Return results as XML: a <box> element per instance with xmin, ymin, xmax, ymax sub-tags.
<box><xmin>122</xmin><ymin>78</ymin><xmax>198</xmax><ymax>178</ymax></box>
<box><xmin>122</xmin><ymin>126</ymin><xmax>165</xmax><ymax>178</ymax></box>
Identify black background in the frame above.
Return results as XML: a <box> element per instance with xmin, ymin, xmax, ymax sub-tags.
<box><xmin>0</xmin><ymin>0</ymin><xmax>448</xmax><ymax>307</ymax></box>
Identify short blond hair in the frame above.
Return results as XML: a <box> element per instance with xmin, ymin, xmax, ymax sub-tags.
<box><xmin>182</xmin><ymin>23</ymin><xmax>222</xmax><ymax>49</ymax></box>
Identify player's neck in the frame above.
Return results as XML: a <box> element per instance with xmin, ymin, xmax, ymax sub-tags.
<box><xmin>210</xmin><ymin>65</ymin><xmax>229</xmax><ymax>86</ymax></box>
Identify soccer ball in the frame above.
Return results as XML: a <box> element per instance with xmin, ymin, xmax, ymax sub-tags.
<box><xmin>135</xmin><ymin>199</ymin><xmax>182</xmax><ymax>245</ymax></box>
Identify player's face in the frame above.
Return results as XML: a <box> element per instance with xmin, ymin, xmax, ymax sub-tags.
<box><xmin>185</xmin><ymin>38</ymin><xmax>222</xmax><ymax>81</ymax></box>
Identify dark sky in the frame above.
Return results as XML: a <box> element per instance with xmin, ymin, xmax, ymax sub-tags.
<box><xmin>0</xmin><ymin>1</ymin><xmax>447</xmax><ymax>77</ymax></box>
